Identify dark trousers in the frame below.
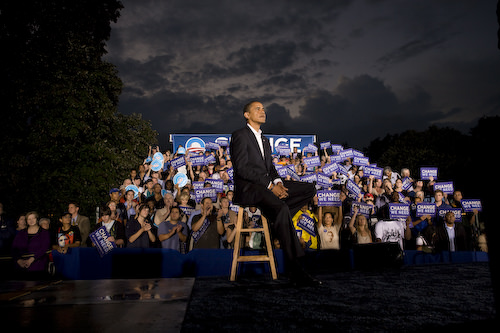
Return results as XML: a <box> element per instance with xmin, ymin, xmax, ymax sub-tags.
<box><xmin>254</xmin><ymin>180</ymin><xmax>316</xmax><ymax>263</ymax></box>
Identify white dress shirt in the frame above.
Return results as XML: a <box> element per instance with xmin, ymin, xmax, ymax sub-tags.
<box><xmin>246</xmin><ymin>123</ymin><xmax>282</xmax><ymax>188</ymax></box>
<box><xmin>247</xmin><ymin>123</ymin><xmax>265</xmax><ymax>159</ymax></box>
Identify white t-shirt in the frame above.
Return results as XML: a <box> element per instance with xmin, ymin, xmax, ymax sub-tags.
<box><xmin>318</xmin><ymin>224</ymin><xmax>340</xmax><ymax>250</ymax></box>
<box><xmin>374</xmin><ymin>220</ymin><xmax>406</xmax><ymax>249</ymax></box>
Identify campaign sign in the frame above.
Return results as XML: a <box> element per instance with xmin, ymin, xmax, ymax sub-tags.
<box><xmin>195</xmin><ymin>187</ymin><xmax>217</xmax><ymax>203</ymax></box>
<box><xmin>179</xmin><ymin>205</ymin><xmax>195</xmax><ymax>217</ymax></box>
<box><xmin>301</xmin><ymin>173</ymin><xmax>317</xmax><ymax>184</ymax></box>
<box><xmin>171</xmin><ymin>133</ymin><xmax>316</xmax><ymax>155</ymax></box>
<box><xmin>363</xmin><ymin>165</ymin><xmax>383</xmax><ymax>179</ymax></box>
<box><xmin>277</xmin><ymin>147</ymin><xmax>291</xmax><ymax>156</ymax></box>
<box><xmin>437</xmin><ymin>207</ymin><xmax>462</xmax><ymax>222</ymax></box>
<box><xmin>461</xmin><ymin>199</ymin><xmax>482</xmax><ymax>212</ymax></box>
<box><xmin>330</xmin><ymin>154</ymin><xmax>343</xmax><ymax>163</ymax></box>
<box><xmin>303</xmin><ymin>156</ymin><xmax>321</xmax><ymax>167</ymax></box>
<box><xmin>151</xmin><ymin>159</ymin><xmax>163</xmax><ymax>172</ymax></box>
<box><xmin>420</xmin><ymin>167</ymin><xmax>438</xmax><ymax>180</ymax></box>
<box><xmin>317</xmin><ymin>190</ymin><xmax>341</xmax><ymax>206</ymax></box>
<box><xmin>189</xmin><ymin>155</ymin><xmax>206</xmax><ymax>167</ymax></box>
<box><xmin>297</xmin><ymin>214</ymin><xmax>316</xmax><ymax>237</ymax></box>
<box><xmin>306</xmin><ymin>143</ymin><xmax>318</xmax><ymax>152</ymax></box>
<box><xmin>337</xmin><ymin>164</ymin><xmax>349</xmax><ymax>177</ymax></box>
<box><xmin>339</xmin><ymin>149</ymin><xmax>353</xmax><ymax>160</ymax></box>
<box><xmin>229</xmin><ymin>203</ymin><xmax>240</xmax><ymax>213</ymax></box>
<box><xmin>320</xmin><ymin>141</ymin><xmax>331</xmax><ymax>150</ymax></box>
<box><xmin>287</xmin><ymin>165</ymin><xmax>301</xmax><ymax>181</ymax></box>
<box><xmin>125</xmin><ymin>185</ymin><xmax>139</xmax><ymax>199</ymax></box>
<box><xmin>402</xmin><ymin>177</ymin><xmax>413</xmax><ymax>191</ymax></box>
<box><xmin>346</xmin><ymin>179</ymin><xmax>361</xmax><ymax>197</ymax></box>
<box><xmin>322</xmin><ymin>162</ymin><xmax>339</xmax><ymax>176</ymax></box>
<box><xmin>205</xmin><ymin>178</ymin><xmax>224</xmax><ymax>193</ymax></box>
<box><xmin>205</xmin><ymin>142</ymin><xmax>220</xmax><ymax>150</ymax></box>
<box><xmin>89</xmin><ymin>226</ymin><xmax>116</xmax><ymax>257</ymax></box>
<box><xmin>416</xmin><ymin>202</ymin><xmax>436</xmax><ymax>217</ymax></box>
<box><xmin>173</xmin><ymin>173</ymin><xmax>188</xmax><ymax>187</ymax></box>
<box><xmin>353</xmin><ymin>156</ymin><xmax>369</xmax><ymax>166</ymax></box>
<box><xmin>215</xmin><ymin>138</ymin><xmax>228</xmax><ymax>147</ymax></box>
<box><xmin>153</xmin><ymin>152</ymin><xmax>164</xmax><ymax>161</ymax></box>
<box><xmin>351</xmin><ymin>202</ymin><xmax>373</xmax><ymax>218</ymax></box>
<box><xmin>204</xmin><ymin>154</ymin><xmax>216</xmax><ymax>165</ymax></box>
<box><xmin>276</xmin><ymin>165</ymin><xmax>288</xmax><ymax>178</ymax></box>
<box><xmin>226</xmin><ymin>167</ymin><xmax>234</xmax><ymax>180</ymax></box>
<box><xmin>317</xmin><ymin>173</ymin><xmax>331</xmax><ymax>189</ymax></box>
<box><xmin>192</xmin><ymin>181</ymin><xmax>205</xmax><ymax>190</ymax></box>
<box><xmin>331</xmin><ymin>145</ymin><xmax>343</xmax><ymax>153</ymax></box>
<box><xmin>171</xmin><ymin>156</ymin><xmax>186</xmax><ymax>170</ymax></box>
<box><xmin>389</xmin><ymin>203</ymin><xmax>410</xmax><ymax>220</ymax></box>
<box><xmin>433</xmin><ymin>181</ymin><xmax>454</xmax><ymax>195</ymax></box>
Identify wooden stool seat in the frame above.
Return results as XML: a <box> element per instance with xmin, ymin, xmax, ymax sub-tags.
<box><xmin>230</xmin><ymin>206</ymin><xmax>278</xmax><ymax>281</ymax></box>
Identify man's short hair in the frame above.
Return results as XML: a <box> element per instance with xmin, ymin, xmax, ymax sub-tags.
<box><xmin>243</xmin><ymin>101</ymin><xmax>260</xmax><ymax>114</ymax></box>
<box><xmin>170</xmin><ymin>206</ymin><xmax>181</xmax><ymax>214</ymax></box>
<box><xmin>100</xmin><ymin>207</ymin><xmax>112</xmax><ymax>217</ymax></box>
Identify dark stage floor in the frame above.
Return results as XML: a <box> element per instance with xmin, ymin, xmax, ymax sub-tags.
<box><xmin>1</xmin><ymin>262</ymin><xmax>497</xmax><ymax>332</ymax></box>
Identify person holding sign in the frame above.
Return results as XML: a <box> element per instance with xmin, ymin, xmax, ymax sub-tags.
<box><xmin>94</xmin><ymin>207</ymin><xmax>126</xmax><ymax>248</ymax></box>
<box><xmin>230</xmin><ymin>101</ymin><xmax>319</xmax><ymax>286</ymax></box>
<box><xmin>292</xmin><ymin>204</ymin><xmax>319</xmax><ymax>250</ymax></box>
<box><xmin>190</xmin><ymin>197</ymin><xmax>224</xmax><ymax>249</ymax></box>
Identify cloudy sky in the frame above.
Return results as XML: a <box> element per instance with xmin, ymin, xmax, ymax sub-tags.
<box><xmin>104</xmin><ymin>0</ymin><xmax>500</xmax><ymax>150</ymax></box>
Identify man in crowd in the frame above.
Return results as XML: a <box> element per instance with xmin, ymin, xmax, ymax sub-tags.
<box><xmin>68</xmin><ymin>202</ymin><xmax>90</xmax><ymax>247</ymax></box>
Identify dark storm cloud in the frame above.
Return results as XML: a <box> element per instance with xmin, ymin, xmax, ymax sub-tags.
<box><xmin>105</xmin><ymin>0</ymin><xmax>500</xmax><ymax>150</ymax></box>
<box><xmin>226</xmin><ymin>41</ymin><xmax>298</xmax><ymax>75</ymax></box>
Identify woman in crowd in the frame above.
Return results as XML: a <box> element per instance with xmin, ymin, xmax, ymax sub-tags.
<box><xmin>349</xmin><ymin>206</ymin><xmax>373</xmax><ymax>245</ymax></box>
<box><xmin>16</xmin><ymin>214</ymin><xmax>27</xmax><ymax>233</ymax></box>
<box><xmin>11</xmin><ymin>211</ymin><xmax>51</xmax><ymax>278</ymax></box>
<box><xmin>317</xmin><ymin>206</ymin><xmax>343</xmax><ymax>250</ymax></box>
<box><xmin>126</xmin><ymin>204</ymin><xmax>156</xmax><ymax>248</ymax></box>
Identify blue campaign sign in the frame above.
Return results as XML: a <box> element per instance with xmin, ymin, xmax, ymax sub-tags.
<box><xmin>317</xmin><ymin>190</ymin><xmax>341</xmax><ymax>206</ymax></box>
<box><xmin>389</xmin><ymin>203</ymin><xmax>410</xmax><ymax>220</ymax></box>
<box><xmin>416</xmin><ymin>202</ymin><xmax>436</xmax><ymax>217</ymax></box>
<box><xmin>461</xmin><ymin>199</ymin><xmax>482</xmax><ymax>212</ymax></box>
<box><xmin>171</xmin><ymin>133</ymin><xmax>316</xmax><ymax>155</ymax></box>
<box><xmin>89</xmin><ymin>226</ymin><xmax>116</xmax><ymax>257</ymax></box>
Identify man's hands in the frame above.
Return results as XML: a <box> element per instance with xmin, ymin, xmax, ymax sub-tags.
<box><xmin>271</xmin><ymin>182</ymin><xmax>289</xmax><ymax>199</ymax></box>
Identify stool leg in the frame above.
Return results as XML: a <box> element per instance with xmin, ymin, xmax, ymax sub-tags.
<box><xmin>230</xmin><ymin>207</ymin><xmax>244</xmax><ymax>281</ymax></box>
<box><xmin>261</xmin><ymin>216</ymin><xmax>278</xmax><ymax>280</ymax></box>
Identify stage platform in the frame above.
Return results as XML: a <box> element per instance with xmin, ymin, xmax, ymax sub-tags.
<box><xmin>1</xmin><ymin>263</ymin><xmax>497</xmax><ymax>332</ymax></box>
<box><xmin>1</xmin><ymin>278</ymin><xmax>194</xmax><ymax>332</ymax></box>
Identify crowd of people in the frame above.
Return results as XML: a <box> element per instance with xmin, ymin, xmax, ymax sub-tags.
<box><xmin>0</xmin><ymin>142</ymin><xmax>487</xmax><ymax>279</ymax></box>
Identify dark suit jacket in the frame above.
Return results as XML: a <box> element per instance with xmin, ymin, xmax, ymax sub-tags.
<box><xmin>230</xmin><ymin>125</ymin><xmax>280</xmax><ymax>206</ymax></box>
<box><xmin>435</xmin><ymin>223</ymin><xmax>470</xmax><ymax>252</ymax></box>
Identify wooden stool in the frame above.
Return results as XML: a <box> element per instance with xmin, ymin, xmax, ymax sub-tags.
<box><xmin>230</xmin><ymin>206</ymin><xmax>278</xmax><ymax>281</ymax></box>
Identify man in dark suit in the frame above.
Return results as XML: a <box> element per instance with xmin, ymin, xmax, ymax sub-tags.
<box><xmin>230</xmin><ymin>101</ymin><xmax>319</xmax><ymax>286</ymax></box>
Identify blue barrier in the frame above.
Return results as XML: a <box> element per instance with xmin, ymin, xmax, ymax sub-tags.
<box><xmin>51</xmin><ymin>247</ymin><xmax>489</xmax><ymax>280</ymax></box>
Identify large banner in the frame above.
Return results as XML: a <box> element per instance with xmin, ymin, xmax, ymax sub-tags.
<box><xmin>170</xmin><ymin>133</ymin><xmax>317</xmax><ymax>155</ymax></box>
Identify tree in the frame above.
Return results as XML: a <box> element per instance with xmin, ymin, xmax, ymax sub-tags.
<box><xmin>365</xmin><ymin>126</ymin><xmax>472</xmax><ymax>192</ymax></box>
<box><xmin>0</xmin><ymin>1</ymin><xmax>157</xmax><ymax>220</ymax></box>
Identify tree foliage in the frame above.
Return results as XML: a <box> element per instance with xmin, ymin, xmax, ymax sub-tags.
<box><xmin>0</xmin><ymin>1</ymin><xmax>157</xmax><ymax>219</ymax></box>
<box><xmin>364</xmin><ymin>118</ymin><xmax>499</xmax><ymax>199</ymax></box>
